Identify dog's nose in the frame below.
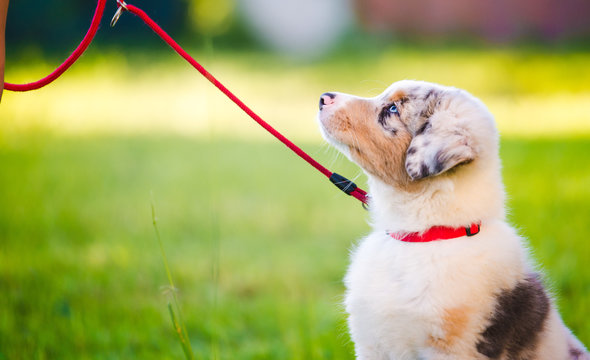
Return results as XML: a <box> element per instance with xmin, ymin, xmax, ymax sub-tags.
<box><xmin>319</xmin><ymin>93</ymin><xmax>336</xmax><ymax>110</ymax></box>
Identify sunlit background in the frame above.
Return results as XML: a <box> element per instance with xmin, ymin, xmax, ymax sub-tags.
<box><xmin>2</xmin><ymin>0</ymin><xmax>589</xmax><ymax>358</ymax></box>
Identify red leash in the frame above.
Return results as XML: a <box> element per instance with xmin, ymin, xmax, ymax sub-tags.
<box><xmin>4</xmin><ymin>0</ymin><xmax>107</xmax><ymax>92</ymax></box>
<box><xmin>4</xmin><ymin>0</ymin><xmax>368</xmax><ymax>206</ymax></box>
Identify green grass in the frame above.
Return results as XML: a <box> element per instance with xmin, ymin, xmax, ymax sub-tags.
<box><xmin>151</xmin><ymin>199</ymin><xmax>195</xmax><ymax>360</ymax></box>
<box><xmin>0</xmin><ymin>134</ymin><xmax>364</xmax><ymax>359</ymax></box>
<box><xmin>0</xmin><ymin>133</ymin><xmax>588</xmax><ymax>359</ymax></box>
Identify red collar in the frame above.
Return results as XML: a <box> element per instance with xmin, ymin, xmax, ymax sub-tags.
<box><xmin>389</xmin><ymin>223</ymin><xmax>481</xmax><ymax>243</ymax></box>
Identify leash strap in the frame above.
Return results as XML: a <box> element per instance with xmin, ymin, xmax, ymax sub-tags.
<box><xmin>4</xmin><ymin>0</ymin><xmax>369</xmax><ymax>206</ymax></box>
<box><xmin>4</xmin><ymin>0</ymin><xmax>107</xmax><ymax>91</ymax></box>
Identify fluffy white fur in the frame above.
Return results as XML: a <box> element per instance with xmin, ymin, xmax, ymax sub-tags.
<box><xmin>317</xmin><ymin>80</ymin><xmax>588</xmax><ymax>359</ymax></box>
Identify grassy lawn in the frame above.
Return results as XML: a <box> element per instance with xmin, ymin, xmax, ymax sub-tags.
<box><xmin>1</xmin><ymin>48</ymin><xmax>589</xmax><ymax>358</ymax></box>
<box><xmin>0</xmin><ymin>134</ymin><xmax>588</xmax><ymax>359</ymax></box>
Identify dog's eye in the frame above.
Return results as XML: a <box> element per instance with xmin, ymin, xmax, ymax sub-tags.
<box><xmin>388</xmin><ymin>104</ymin><xmax>399</xmax><ymax>114</ymax></box>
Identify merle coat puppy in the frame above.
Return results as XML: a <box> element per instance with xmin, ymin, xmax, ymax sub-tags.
<box><xmin>317</xmin><ymin>80</ymin><xmax>589</xmax><ymax>360</ymax></box>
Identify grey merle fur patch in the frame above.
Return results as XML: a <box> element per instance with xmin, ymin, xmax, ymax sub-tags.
<box><xmin>476</xmin><ymin>274</ymin><xmax>550</xmax><ymax>359</ymax></box>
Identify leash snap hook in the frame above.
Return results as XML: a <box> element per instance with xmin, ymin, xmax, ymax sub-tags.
<box><xmin>110</xmin><ymin>0</ymin><xmax>128</xmax><ymax>27</ymax></box>
<box><xmin>361</xmin><ymin>197</ymin><xmax>370</xmax><ymax>211</ymax></box>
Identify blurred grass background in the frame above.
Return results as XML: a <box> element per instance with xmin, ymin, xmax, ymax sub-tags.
<box><xmin>2</xmin><ymin>0</ymin><xmax>590</xmax><ymax>358</ymax></box>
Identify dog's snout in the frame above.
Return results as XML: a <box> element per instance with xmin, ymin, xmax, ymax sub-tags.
<box><xmin>319</xmin><ymin>93</ymin><xmax>336</xmax><ymax>110</ymax></box>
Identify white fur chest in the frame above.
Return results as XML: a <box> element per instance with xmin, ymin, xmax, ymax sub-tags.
<box><xmin>343</xmin><ymin>222</ymin><xmax>526</xmax><ymax>359</ymax></box>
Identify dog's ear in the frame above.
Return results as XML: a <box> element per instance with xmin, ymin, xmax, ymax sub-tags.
<box><xmin>404</xmin><ymin>110</ymin><xmax>476</xmax><ymax>180</ymax></box>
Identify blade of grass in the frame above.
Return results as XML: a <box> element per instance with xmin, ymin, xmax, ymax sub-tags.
<box><xmin>168</xmin><ymin>303</ymin><xmax>195</xmax><ymax>360</ymax></box>
<box><xmin>151</xmin><ymin>195</ymin><xmax>195</xmax><ymax>360</ymax></box>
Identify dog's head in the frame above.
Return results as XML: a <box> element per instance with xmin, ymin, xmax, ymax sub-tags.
<box><xmin>317</xmin><ymin>80</ymin><xmax>498</xmax><ymax>192</ymax></box>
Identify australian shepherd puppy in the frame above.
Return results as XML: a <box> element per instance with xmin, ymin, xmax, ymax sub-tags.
<box><xmin>317</xmin><ymin>80</ymin><xmax>588</xmax><ymax>359</ymax></box>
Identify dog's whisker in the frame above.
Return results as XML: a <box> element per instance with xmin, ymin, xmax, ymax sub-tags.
<box><xmin>320</xmin><ymin>142</ymin><xmax>333</xmax><ymax>155</ymax></box>
<box><xmin>313</xmin><ymin>140</ymin><xmax>332</xmax><ymax>157</ymax></box>
<box><xmin>350</xmin><ymin>171</ymin><xmax>363</xmax><ymax>183</ymax></box>
<box><xmin>328</xmin><ymin>149</ymin><xmax>342</xmax><ymax>168</ymax></box>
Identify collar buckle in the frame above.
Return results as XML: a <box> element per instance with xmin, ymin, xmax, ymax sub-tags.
<box><xmin>465</xmin><ymin>223</ymin><xmax>481</xmax><ymax>237</ymax></box>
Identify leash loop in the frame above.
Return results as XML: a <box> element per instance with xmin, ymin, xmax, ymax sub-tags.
<box><xmin>110</xmin><ymin>0</ymin><xmax>128</xmax><ymax>27</ymax></box>
<box><xmin>4</xmin><ymin>0</ymin><xmax>107</xmax><ymax>91</ymax></box>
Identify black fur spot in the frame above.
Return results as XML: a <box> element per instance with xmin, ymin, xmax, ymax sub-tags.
<box><xmin>433</xmin><ymin>150</ymin><xmax>446</xmax><ymax>174</ymax></box>
<box><xmin>423</xmin><ymin>89</ymin><xmax>436</xmax><ymax>101</ymax></box>
<box><xmin>407</xmin><ymin>146</ymin><xmax>417</xmax><ymax>155</ymax></box>
<box><xmin>419</xmin><ymin>163</ymin><xmax>429</xmax><ymax>178</ymax></box>
<box><xmin>476</xmin><ymin>274</ymin><xmax>550</xmax><ymax>359</ymax></box>
<box><xmin>416</xmin><ymin>121</ymin><xmax>431</xmax><ymax>135</ymax></box>
<box><xmin>378</xmin><ymin>107</ymin><xmax>390</xmax><ymax>126</ymax></box>
<box><xmin>569</xmin><ymin>346</ymin><xmax>586</xmax><ymax>359</ymax></box>
<box><xmin>420</xmin><ymin>108</ymin><xmax>434</xmax><ymax>119</ymax></box>
<box><xmin>378</xmin><ymin>103</ymin><xmax>401</xmax><ymax>135</ymax></box>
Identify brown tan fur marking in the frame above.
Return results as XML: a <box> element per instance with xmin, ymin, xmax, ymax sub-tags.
<box><xmin>388</xmin><ymin>90</ymin><xmax>408</xmax><ymax>104</ymax></box>
<box><xmin>333</xmin><ymin>98</ymin><xmax>421</xmax><ymax>191</ymax></box>
<box><xmin>429</xmin><ymin>307</ymin><xmax>472</xmax><ymax>352</ymax></box>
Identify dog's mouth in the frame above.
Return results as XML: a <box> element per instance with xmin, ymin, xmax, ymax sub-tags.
<box><xmin>317</xmin><ymin>111</ymin><xmax>352</xmax><ymax>155</ymax></box>
<box><xmin>317</xmin><ymin>112</ymin><xmax>334</xmax><ymax>140</ymax></box>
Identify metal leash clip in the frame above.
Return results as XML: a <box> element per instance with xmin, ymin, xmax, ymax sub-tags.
<box><xmin>362</xmin><ymin>196</ymin><xmax>370</xmax><ymax>211</ymax></box>
<box><xmin>110</xmin><ymin>0</ymin><xmax>128</xmax><ymax>27</ymax></box>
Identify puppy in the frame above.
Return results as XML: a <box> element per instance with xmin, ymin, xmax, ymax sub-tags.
<box><xmin>317</xmin><ymin>80</ymin><xmax>589</xmax><ymax>359</ymax></box>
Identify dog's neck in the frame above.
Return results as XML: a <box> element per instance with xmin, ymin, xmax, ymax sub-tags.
<box><xmin>367</xmin><ymin>156</ymin><xmax>505</xmax><ymax>233</ymax></box>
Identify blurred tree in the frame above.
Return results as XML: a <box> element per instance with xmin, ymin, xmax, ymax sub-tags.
<box><xmin>185</xmin><ymin>0</ymin><xmax>236</xmax><ymax>36</ymax></box>
<box><xmin>0</xmin><ymin>0</ymin><xmax>7</xmax><ymax>100</ymax></box>
<box><xmin>6</xmin><ymin>0</ymin><xmax>191</xmax><ymax>55</ymax></box>
<box><xmin>6</xmin><ymin>0</ymin><xmax>588</xmax><ymax>62</ymax></box>
<box><xmin>5</xmin><ymin>0</ymin><xmax>260</xmax><ymax>57</ymax></box>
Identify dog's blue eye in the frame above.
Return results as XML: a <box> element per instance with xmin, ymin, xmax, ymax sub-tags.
<box><xmin>388</xmin><ymin>104</ymin><xmax>399</xmax><ymax>114</ymax></box>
